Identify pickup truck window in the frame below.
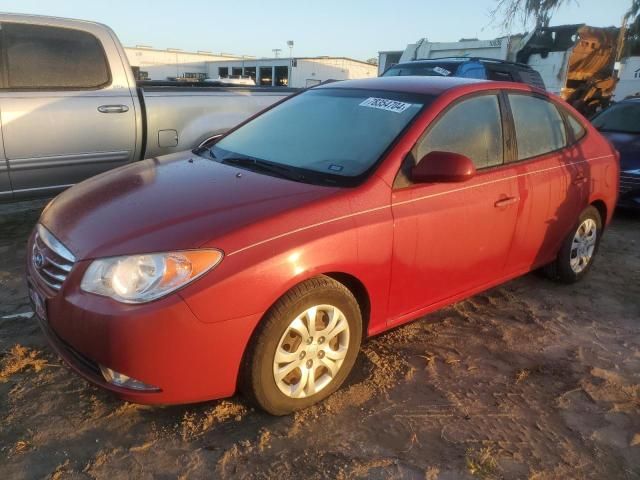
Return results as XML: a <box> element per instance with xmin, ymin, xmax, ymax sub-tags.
<box><xmin>213</xmin><ymin>89</ymin><xmax>427</xmax><ymax>181</ymax></box>
<box><xmin>2</xmin><ymin>23</ymin><xmax>110</xmax><ymax>90</ymax></box>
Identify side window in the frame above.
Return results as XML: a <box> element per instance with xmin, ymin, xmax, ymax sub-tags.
<box><xmin>2</xmin><ymin>23</ymin><xmax>110</xmax><ymax>89</ymax></box>
<box><xmin>415</xmin><ymin>95</ymin><xmax>504</xmax><ymax>170</ymax></box>
<box><xmin>508</xmin><ymin>94</ymin><xmax>567</xmax><ymax>160</ymax></box>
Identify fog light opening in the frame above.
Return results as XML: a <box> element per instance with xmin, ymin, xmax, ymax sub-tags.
<box><xmin>99</xmin><ymin>365</ymin><xmax>160</xmax><ymax>392</ymax></box>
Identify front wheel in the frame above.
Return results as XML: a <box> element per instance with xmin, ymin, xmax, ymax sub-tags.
<box><xmin>548</xmin><ymin>206</ymin><xmax>602</xmax><ymax>283</ymax></box>
<box><xmin>241</xmin><ymin>276</ymin><xmax>362</xmax><ymax>415</ymax></box>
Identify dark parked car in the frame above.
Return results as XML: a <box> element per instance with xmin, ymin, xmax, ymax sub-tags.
<box><xmin>381</xmin><ymin>57</ymin><xmax>546</xmax><ymax>90</ymax></box>
<box><xmin>592</xmin><ymin>98</ymin><xmax>640</xmax><ymax>209</ymax></box>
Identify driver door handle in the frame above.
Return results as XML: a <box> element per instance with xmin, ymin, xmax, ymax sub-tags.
<box><xmin>98</xmin><ymin>104</ymin><xmax>129</xmax><ymax>114</ymax></box>
<box><xmin>494</xmin><ymin>196</ymin><xmax>519</xmax><ymax>208</ymax></box>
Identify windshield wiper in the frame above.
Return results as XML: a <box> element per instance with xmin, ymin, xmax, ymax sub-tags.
<box><xmin>221</xmin><ymin>156</ymin><xmax>308</xmax><ymax>182</ymax></box>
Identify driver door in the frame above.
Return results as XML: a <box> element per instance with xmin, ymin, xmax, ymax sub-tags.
<box><xmin>387</xmin><ymin>93</ymin><xmax>521</xmax><ymax>325</ymax></box>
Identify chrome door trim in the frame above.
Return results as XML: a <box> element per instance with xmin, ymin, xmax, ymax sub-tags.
<box><xmin>8</xmin><ymin>151</ymin><xmax>131</xmax><ymax>170</ymax></box>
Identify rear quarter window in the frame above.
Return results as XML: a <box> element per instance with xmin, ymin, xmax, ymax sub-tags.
<box><xmin>2</xmin><ymin>23</ymin><xmax>110</xmax><ymax>89</ymax></box>
<box><xmin>566</xmin><ymin>112</ymin><xmax>587</xmax><ymax>142</ymax></box>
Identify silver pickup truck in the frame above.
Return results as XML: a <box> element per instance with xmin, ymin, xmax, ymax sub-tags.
<box><xmin>0</xmin><ymin>13</ymin><xmax>294</xmax><ymax>201</ymax></box>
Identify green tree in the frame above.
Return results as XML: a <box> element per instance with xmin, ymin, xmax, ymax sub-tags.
<box><xmin>493</xmin><ymin>0</ymin><xmax>640</xmax><ymax>55</ymax></box>
<box><xmin>492</xmin><ymin>0</ymin><xmax>574</xmax><ymax>29</ymax></box>
<box><xmin>493</xmin><ymin>0</ymin><xmax>639</xmax><ymax>30</ymax></box>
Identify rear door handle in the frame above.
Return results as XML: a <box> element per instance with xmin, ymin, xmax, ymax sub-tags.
<box><xmin>98</xmin><ymin>104</ymin><xmax>129</xmax><ymax>114</ymax></box>
<box><xmin>573</xmin><ymin>175</ymin><xmax>588</xmax><ymax>185</ymax></box>
<box><xmin>494</xmin><ymin>197</ymin><xmax>519</xmax><ymax>208</ymax></box>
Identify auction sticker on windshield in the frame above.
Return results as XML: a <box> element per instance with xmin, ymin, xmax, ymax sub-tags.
<box><xmin>359</xmin><ymin>97</ymin><xmax>413</xmax><ymax>114</ymax></box>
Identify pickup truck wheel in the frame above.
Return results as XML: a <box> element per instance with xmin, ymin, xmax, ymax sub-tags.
<box><xmin>549</xmin><ymin>206</ymin><xmax>602</xmax><ymax>283</ymax></box>
<box><xmin>241</xmin><ymin>276</ymin><xmax>362</xmax><ymax>415</ymax></box>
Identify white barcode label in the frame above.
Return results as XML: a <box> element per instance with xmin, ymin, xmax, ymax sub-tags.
<box><xmin>359</xmin><ymin>97</ymin><xmax>413</xmax><ymax>114</ymax></box>
<box><xmin>433</xmin><ymin>66</ymin><xmax>451</xmax><ymax>76</ymax></box>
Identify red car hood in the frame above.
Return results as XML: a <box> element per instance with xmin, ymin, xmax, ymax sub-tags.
<box><xmin>40</xmin><ymin>152</ymin><xmax>340</xmax><ymax>260</ymax></box>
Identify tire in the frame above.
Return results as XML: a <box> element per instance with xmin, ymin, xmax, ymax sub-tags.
<box><xmin>241</xmin><ymin>276</ymin><xmax>362</xmax><ymax>415</ymax></box>
<box><xmin>547</xmin><ymin>206</ymin><xmax>602</xmax><ymax>284</ymax></box>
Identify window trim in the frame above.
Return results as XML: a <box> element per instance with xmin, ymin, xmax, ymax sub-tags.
<box><xmin>0</xmin><ymin>22</ymin><xmax>112</xmax><ymax>92</ymax></box>
<box><xmin>504</xmin><ymin>91</ymin><xmax>572</xmax><ymax>164</ymax></box>
<box><xmin>394</xmin><ymin>90</ymin><xmax>510</xmax><ymax>189</ymax></box>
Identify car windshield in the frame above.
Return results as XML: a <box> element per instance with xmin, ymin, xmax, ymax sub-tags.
<box><xmin>211</xmin><ymin>88</ymin><xmax>428</xmax><ymax>184</ymax></box>
<box><xmin>382</xmin><ymin>63</ymin><xmax>461</xmax><ymax>77</ymax></box>
<box><xmin>592</xmin><ymin>102</ymin><xmax>640</xmax><ymax>134</ymax></box>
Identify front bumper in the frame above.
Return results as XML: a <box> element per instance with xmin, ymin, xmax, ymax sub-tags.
<box><xmin>27</xmin><ymin>227</ymin><xmax>262</xmax><ymax>405</ymax></box>
<box><xmin>31</xmin><ymin>275</ymin><xmax>262</xmax><ymax>405</ymax></box>
<box><xmin>619</xmin><ymin>170</ymin><xmax>640</xmax><ymax>209</ymax></box>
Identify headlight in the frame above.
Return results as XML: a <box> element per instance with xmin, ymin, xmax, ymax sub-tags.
<box><xmin>80</xmin><ymin>249</ymin><xmax>223</xmax><ymax>304</ymax></box>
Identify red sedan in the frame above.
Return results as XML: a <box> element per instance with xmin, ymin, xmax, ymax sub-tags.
<box><xmin>28</xmin><ymin>77</ymin><xmax>618</xmax><ymax>414</ymax></box>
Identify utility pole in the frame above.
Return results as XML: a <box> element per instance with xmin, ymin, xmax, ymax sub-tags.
<box><xmin>272</xmin><ymin>48</ymin><xmax>281</xmax><ymax>58</ymax></box>
<box><xmin>287</xmin><ymin>40</ymin><xmax>294</xmax><ymax>87</ymax></box>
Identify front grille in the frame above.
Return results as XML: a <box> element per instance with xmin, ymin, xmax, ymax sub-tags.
<box><xmin>32</xmin><ymin>224</ymin><xmax>75</xmax><ymax>292</ymax></box>
<box><xmin>620</xmin><ymin>172</ymin><xmax>640</xmax><ymax>195</ymax></box>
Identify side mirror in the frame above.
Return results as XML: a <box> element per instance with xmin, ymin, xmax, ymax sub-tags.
<box><xmin>411</xmin><ymin>151</ymin><xmax>476</xmax><ymax>183</ymax></box>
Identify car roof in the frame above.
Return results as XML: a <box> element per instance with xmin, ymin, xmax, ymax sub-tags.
<box><xmin>315</xmin><ymin>76</ymin><xmax>489</xmax><ymax>96</ymax></box>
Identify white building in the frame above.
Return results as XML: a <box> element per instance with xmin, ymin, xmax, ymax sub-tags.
<box><xmin>206</xmin><ymin>57</ymin><xmax>378</xmax><ymax>88</ymax></box>
<box><xmin>614</xmin><ymin>57</ymin><xmax>640</xmax><ymax>100</ymax></box>
<box><xmin>124</xmin><ymin>46</ymin><xmax>249</xmax><ymax>81</ymax></box>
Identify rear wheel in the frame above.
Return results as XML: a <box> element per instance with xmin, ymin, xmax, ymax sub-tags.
<box><xmin>242</xmin><ymin>276</ymin><xmax>362</xmax><ymax>415</ymax></box>
<box><xmin>548</xmin><ymin>206</ymin><xmax>602</xmax><ymax>283</ymax></box>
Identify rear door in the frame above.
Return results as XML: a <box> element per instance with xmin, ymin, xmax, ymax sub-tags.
<box><xmin>503</xmin><ymin>92</ymin><xmax>578</xmax><ymax>273</ymax></box>
<box><xmin>0</xmin><ymin>22</ymin><xmax>136</xmax><ymax>198</ymax></box>
<box><xmin>387</xmin><ymin>93</ymin><xmax>521</xmax><ymax>324</ymax></box>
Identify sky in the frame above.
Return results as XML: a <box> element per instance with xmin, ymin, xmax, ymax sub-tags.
<box><xmin>0</xmin><ymin>0</ymin><xmax>630</xmax><ymax>61</ymax></box>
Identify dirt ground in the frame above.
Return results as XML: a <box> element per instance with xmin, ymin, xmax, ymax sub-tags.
<box><xmin>0</xmin><ymin>201</ymin><xmax>639</xmax><ymax>480</ymax></box>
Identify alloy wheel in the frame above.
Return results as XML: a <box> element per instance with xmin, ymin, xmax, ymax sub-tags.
<box><xmin>570</xmin><ymin>218</ymin><xmax>597</xmax><ymax>274</ymax></box>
